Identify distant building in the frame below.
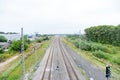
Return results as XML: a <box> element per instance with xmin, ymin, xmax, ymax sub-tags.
<box><xmin>27</xmin><ymin>34</ymin><xmax>35</xmax><ymax>41</ymax></box>
<box><xmin>0</xmin><ymin>42</ymin><xmax>10</xmax><ymax>49</ymax></box>
<box><xmin>0</xmin><ymin>34</ymin><xmax>21</xmax><ymax>42</ymax></box>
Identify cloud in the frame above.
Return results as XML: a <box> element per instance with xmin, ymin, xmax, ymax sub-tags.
<box><xmin>0</xmin><ymin>0</ymin><xmax>120</xmax><ymax>34</ymax></box>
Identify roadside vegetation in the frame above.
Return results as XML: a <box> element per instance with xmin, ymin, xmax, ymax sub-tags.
<box><xmin>0</xmin><ymin>36</ymin><xmax>9</xmax><ymax>62</ymax></box>
<box><xmin>36</xmin><ymin>35</ymin><xmax>49</xmax><ymax>43</ymax></box>
<box><xmin>0</xmin><ymin>35</ymin><xmax>50</xmax><ymax>62</ymax></box>
<box><xmin>0</xmin><ymin>35</ymin><xmax>7</xmax><ymax>56</ymax></box>
<box><xmin>0</xmin><ymin>35</ymin><xmax>51</xmax><ymax>80</ymax></box>
<box><xmin>0</xmin><ymin>36</ymin><xmax>29</xmax><ymax>62</ymax></box>
<box><xmin>0</xmin><ymin>36</ymin><xmax>7</xmax><ymax>42</ymax></box>
<box><xmin>64</xmin><ymin>25</ymin><xmax>120</xmax><ymax>79</ymax></box>
<box><xmin>85</xmin><ymin>25</ymin><xmax>120</xmax><ymax>46</ymax></box>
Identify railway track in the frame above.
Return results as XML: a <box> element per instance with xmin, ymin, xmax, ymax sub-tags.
<box><xmin>51</xmin><ymin>38</ymin><xmax>70</xmax><ymax>80</ymax></box>
<box><xmin>33</xmin><ymin>37</ymin><xmax>84</xmax><ymax>80</ymax></box>
<box><xmin>41</xmin><ymin>46</ymin><xmax>53</xmax><ymax>80</ymax></box>
<box><xmin>33</xmin><ymin>39</ymin><xmax>55</xmax><ymax>80</ymax></box>
<box><xmin>39</xmin><ymin>39</ymin><xmax>55</xmax><ymax>80</ymax></box>
<box><xmin>58</xmin><ymin>38</ymin><xmax>81</xmax><ymax>80</ymax></box>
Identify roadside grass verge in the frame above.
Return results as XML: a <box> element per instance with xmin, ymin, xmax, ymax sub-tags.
<box><xmin>0</xmin><ymin>40</ymin><xmax>51</xmax><ymax>80</ymax></box>
<box><xmin>63</xmin><ymin>37</ymin><xmax>120</xmax><ymax>80</ymax></box>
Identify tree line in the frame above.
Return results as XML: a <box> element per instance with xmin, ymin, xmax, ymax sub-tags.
<box><xmin>85</xmin><ymin>25</ymin><xmax>120</xmax><ymax>46</ymax></box>
<box><xmin>0</xmin><ymin>31</ymin><xmax>18</xmax><ymax>34</ymax></box>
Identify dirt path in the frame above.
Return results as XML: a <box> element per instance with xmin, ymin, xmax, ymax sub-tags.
<box><xmin>0</xmin><ymin>55</ymin><xmax>18</xmax><ymax>72</ymax></box>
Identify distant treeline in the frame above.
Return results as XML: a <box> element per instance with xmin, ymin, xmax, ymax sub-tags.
<box><xmin>0</xmin><ymin>32</ymin><xmax>18</xmax><ymax>34</ymax></box>
<box><xmin>85</xmin><ymin>25</ymin><xmax>120</xmax><ymax>46</ymax></box>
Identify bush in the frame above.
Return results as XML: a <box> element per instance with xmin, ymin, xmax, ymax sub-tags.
<box><xmin>79</xmin><ymin>41</ymin><xmax>91</xmax><ymax>51</ymax></box>
<box><xmin>36</xmin><ymin>39</ymin><xmax>42</xmax><ymax>43</ymax></box>
<box><xmin>74</xmin><ymin>41</ymin><xmax>79</xmax><ymax>48</ymax></box>
<box><xmin>43</xmin><ymin>36</ymin><xmax>49</xmax><ymax>40</ymax></box>
<box><xmin>0</xmin><ymin>36</ymin><xmax>7</xmax><ymax>42</ymax></box>
<box><xmin>113</xmin><ymin>58</ymin><xmax>120</xmax><ymax>65</ymax></box>
<box><xmin>74</xmin><ymin>40</ymin><xmax>109</xmax><ymax>53</ymax></box>
<box><xmin>36</xmin><ymin>36</ymin><xmax>49</xmax><ymax>43</ymax></box>
<box><xmin>0</xmin><ymin>54</ymin><xmax>5</xmax><ymax>62</ymax></box>
<box><xmin>26</xmin><ymin>39</ymin><xmax>31</xmax><ymax>44</ymax></box>
<box><xmin>0</xmin><ymin>48</ymin><xmax>4</xmax><ymax>54</ymax></box>
<box><xmin>10</xmin><ymin>40</ymin><xmax>28</xmax><ymax>52</ymax></box>
<box><xmin>110</xmin><ymin>48</ymin><xmax>117</xmax><ymax>54</ymax></box>
<box><xmin>0</xmin><ymin>54</ymin><xmax>11</xmax><ymax>62</ymax></box>
<box><xmin>90</xmin><ymin>43</ymin><xmax>109</xmax><ymax>52</ymax></box>
<box><xmin>93</xmin><ymin>50</ymin><xmax>109</xmax><ymax>59</ymax></box>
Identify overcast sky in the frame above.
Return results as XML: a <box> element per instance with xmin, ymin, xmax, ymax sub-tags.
<box><xmin>0</xmin><ymin>0</ymin><xmax>120</xmax><ymax>34</ymax></box>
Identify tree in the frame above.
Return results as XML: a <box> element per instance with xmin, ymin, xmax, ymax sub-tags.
<box><xmin>10</xmin><ymin>40</ymin><xmax>28</xmax><ymax>52</ymax></box>
<box><xmin>24</xmin><ymin>35</ymin><xmax>31</xmax><ymax>44</ymax></box>
<box><xmin>0</xmin><ymin>48</ymin><xmax>4</xmax><ymax>54</ymax></box>
<box><xmin>0</xmin><ymin>32</ymin><xmax>5</xmax><ymax>34</ymax></box>
<box><xmin>85</xmin><ymin>25</ymin><xmax>120</xmax><ymax>46</ymax></box>
<box><xmin>0</xmin><ymin>36</ymin><xmax>7</xmax><ymax>42</ymax></box>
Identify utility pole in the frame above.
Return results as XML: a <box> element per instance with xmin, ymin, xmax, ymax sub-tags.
<box><xmin>79</xmin><ymin>29</ymin><xmax>81</xmax><ymax>49</ymax></box>
<box><xmin>34</xmin><ymin>32</ymin><xmax>37</xmax><ymax>65</ymax></box>
<box><xmin>21</xmin><ymin>28</ymin><xmax>25</xmax><ymax>80</ymax></box>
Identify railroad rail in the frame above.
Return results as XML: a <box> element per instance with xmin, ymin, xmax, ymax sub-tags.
<box><xmin>33</xmin><ymin>37</ymin><xmax>83</xmax><ymax>80</ymax></box>
<box><xmin>58</xmin><ymin>38</ymin><xmax>81</xmax><ymax>80</ymax></box>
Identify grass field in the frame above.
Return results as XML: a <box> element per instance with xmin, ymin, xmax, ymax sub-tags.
<box><xmin>0</xmin><ymin>40</ymin><xmax>51</xmax><ymax>80</ymax></box>
<box><xmin>63</xmin><ymin>37</ymin><xmax>120</xmax><ymax>80</ymax></box>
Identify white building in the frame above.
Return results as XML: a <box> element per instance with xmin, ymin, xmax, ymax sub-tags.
<box><xmin>0</xmin><ymin>34</ymin><xmax>21</xmax><ymax>41</ymax></box>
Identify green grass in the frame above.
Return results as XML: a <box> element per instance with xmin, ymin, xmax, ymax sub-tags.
<box><xmin>78</xmin><ymin>66</ymin><xmax>89</xmax><ymax>80</ymax></box>
<box><xmin>0</xmin><ymin>40</ymin><xmax>51</xmax><ymax>80</ymax></box>
<box><xmin>63</xmin><ymin>37</ymin><xmax>120</xmax><ymax>80</ymax></box>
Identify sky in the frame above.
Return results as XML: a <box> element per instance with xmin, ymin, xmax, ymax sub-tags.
<box><xmin>0</xmin><ymin>0</ymin><xmax>120</xmax><ymax>34</ymax></box>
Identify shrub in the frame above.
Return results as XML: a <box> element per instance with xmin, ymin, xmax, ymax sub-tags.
<box><xmin>10</xmin><ymin>40</ymin><xmax>28</xmax><ymax>52</ymax></box>
<box><xmin>0</xmin><ymin>36</ymin><xmax>7</xmax><ymax>42</ymax></box>
<box><xmin>74</xmin><ymin>40</ymin><xmax>109</xmax><ymax>53</ymax></box>
<box><xmin>114</xmin><ymin>59</ymin><xmax>120</xmax><ymax>65</ymax></box>
<box><xmin>79</xmin><ymin>41</ymin><xmax>91</xmax><ymax>51</ymax></box>
<box><xmin>0</xmin><ymin>53</ymin><xmax>11</xmax><ymax>62</ymax></box>
<box><xmin>43</xmin><ymin>36</ymin><xmax>49</xmax><ymax>40</ymax></box>
<box><xmin>26</xmin><ymin>39</ymin><xmax>31</xmax><ymax>44</ymax></box>
<box><xmin>73</xmin><ymin>41</ymin><xmax>79</xmax><ymax>48</ymax></box>
<box><xmin>0</xmin><ymin>48</ymin><xmax>4</xmax><ymax>54</ymax></box>
<box><xmin>90</xmin><ymin>43</ymin><xmax>109</xmax><ymax>52</ymax></box>
<box><xmin>0</xmin><ymin>54</ymin><xmax>5</xmax><ymax>62</ymax></box>
<box><xmin>93</xmin><ymin>50</ymin><xmax>109</xmax><ymax>59</ymax></box>
<box><xmin>36</xmin><ymin>36</ymin><xmax>49</xmax><ymax>43</ymax></box>
<box><xmin>36</xmin><ymin>39</ymin><xmax>42</xmax><ymax>43</ymax></box>
<box><xmin>110</xmin><ymin>48</ymin><xmax>117</xmax><ymax>54</ymax></box>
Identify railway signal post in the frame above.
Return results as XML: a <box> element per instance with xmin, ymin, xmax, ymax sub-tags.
<box><xmin>106</xmin><ymin>65</ymin><xmax>111</xmax><ymax>80</ymax></box>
